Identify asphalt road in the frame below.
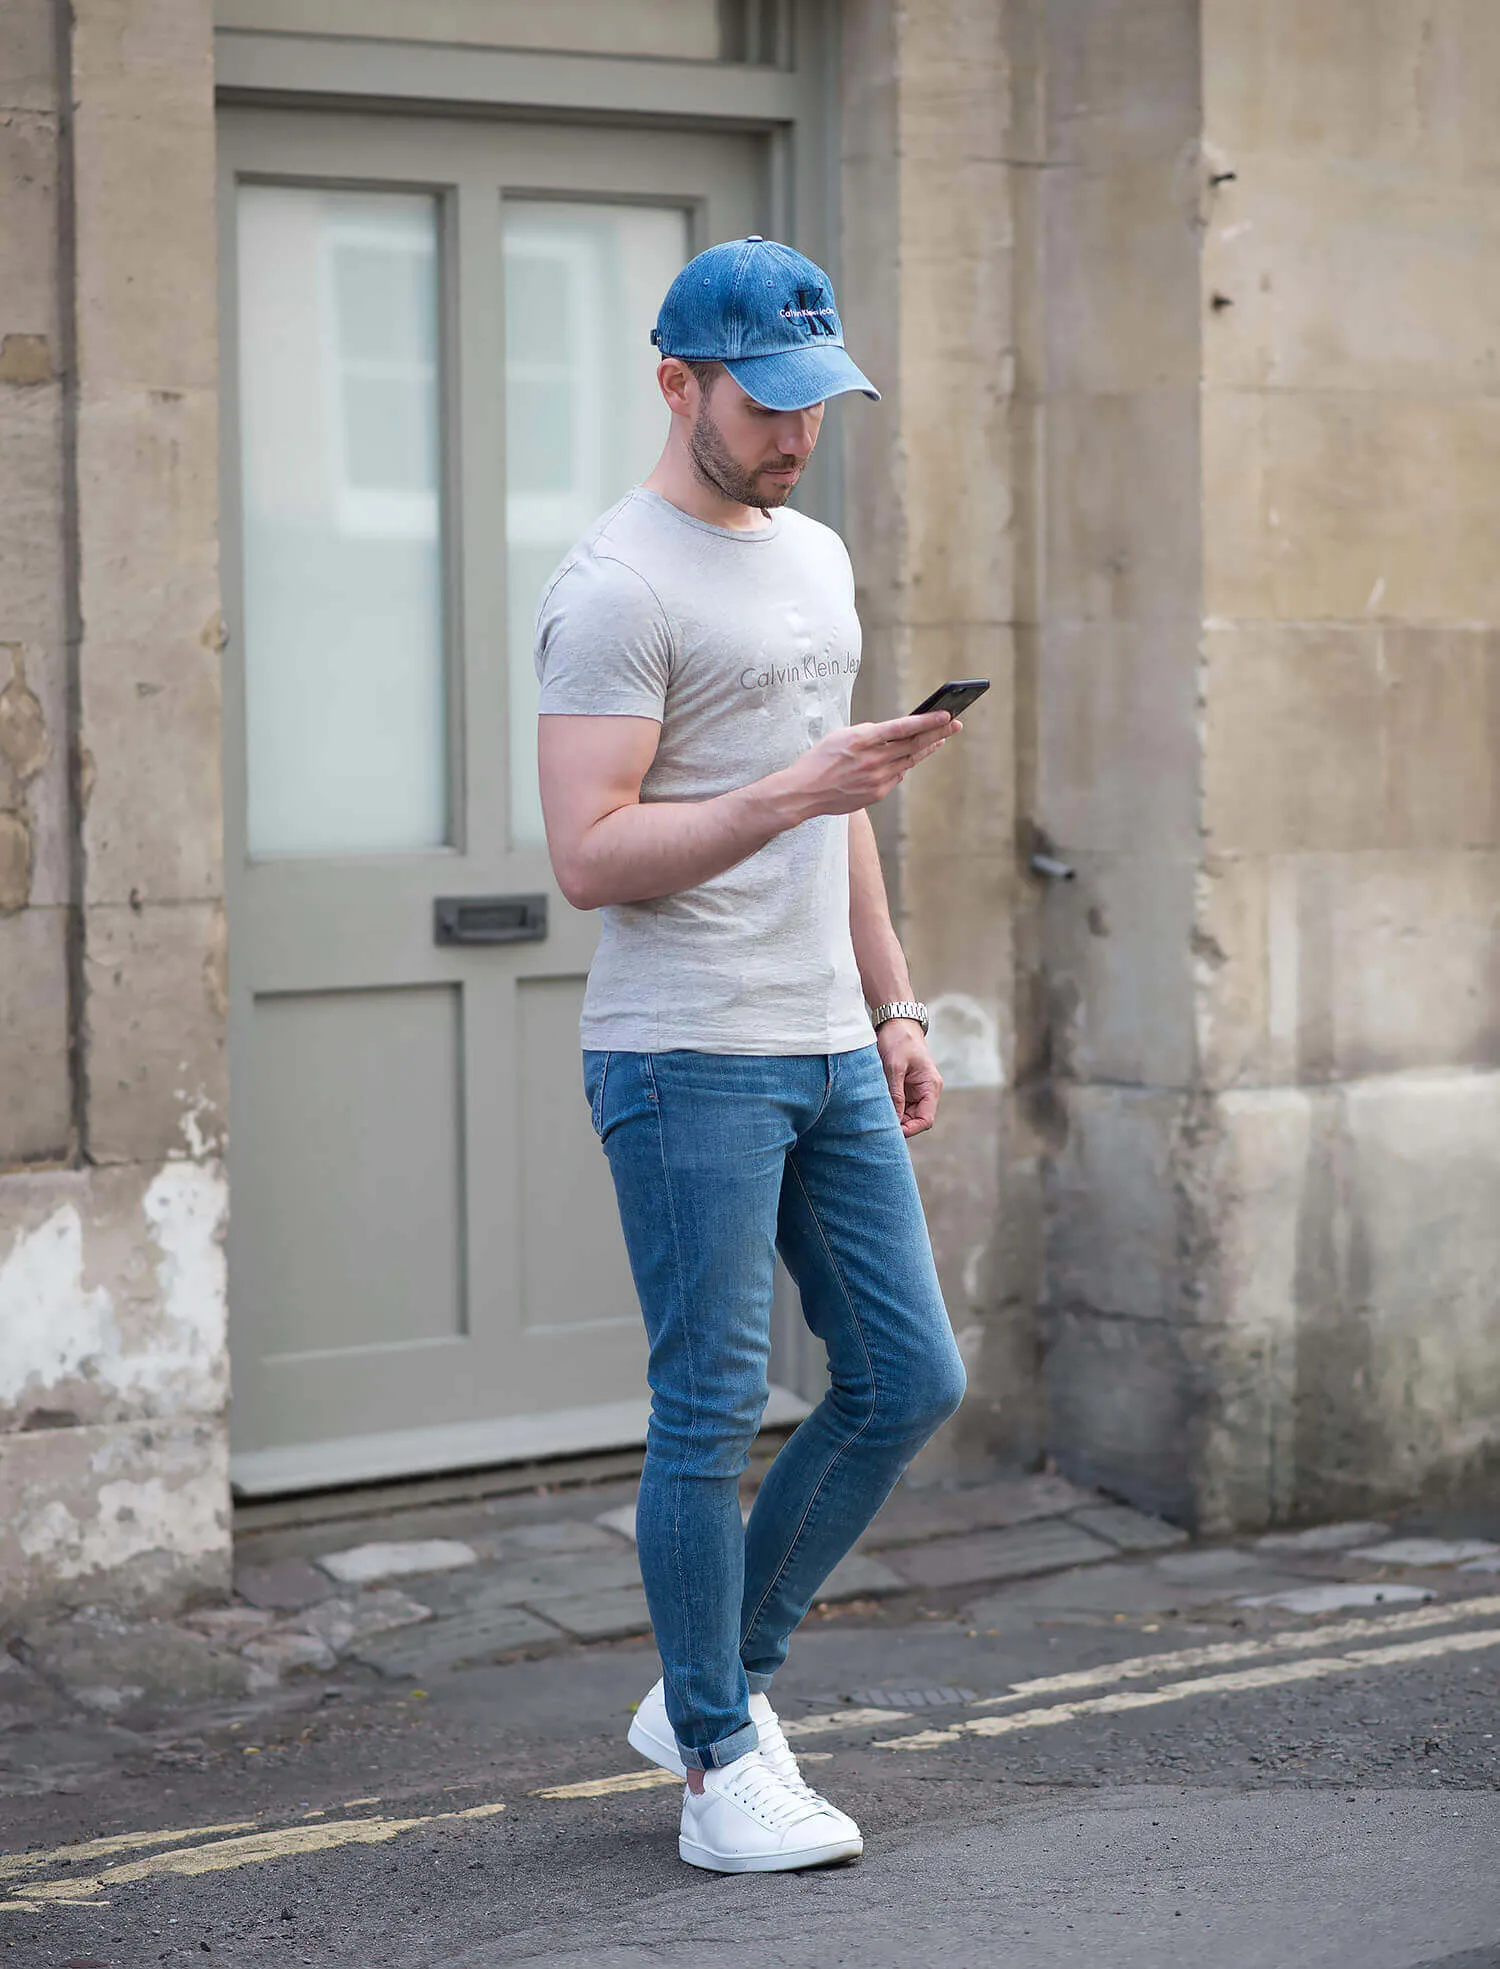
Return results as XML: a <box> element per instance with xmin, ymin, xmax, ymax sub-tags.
<box><xmin>3</xmin><ymin>1591</ymin><xmax>1499</xmax><ymax>1968</ymax></box>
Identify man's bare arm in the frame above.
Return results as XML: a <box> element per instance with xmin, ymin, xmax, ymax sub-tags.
<box><xmin>848</xmin><ymin>808</ymin><xmax>913</xmax><ymax>1008</ymax></box>
<box><xmin>848</xmin><ymin>806</ymin><xmax>945</xmax><ymax>1137</ymax></box>
<box><xmin>538</xmin><ymin>710</ymin><xmax>953</xmax><ymax>912</ymax></box>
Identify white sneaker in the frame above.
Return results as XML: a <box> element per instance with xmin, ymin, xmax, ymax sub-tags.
<box><xmin>629</xmin><ymin>1678</ymin><xmax>824</xmax><ymax>1797</ymax></box>
<box><xmin>679</xmin><ymin>1748</ymin><xmax>863</xmax><ymax>1873</ymax></box>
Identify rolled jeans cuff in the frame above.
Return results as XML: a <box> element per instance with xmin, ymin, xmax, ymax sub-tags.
<box><xmin>745</xmin><ymin>1671</ymin><xmax>775</xmax><ymax>1695</ymax></box>
<box><xmin>681</xmin><ymin>1718</ymin><xmax>759</xmax><ymax>1772</ymax></box>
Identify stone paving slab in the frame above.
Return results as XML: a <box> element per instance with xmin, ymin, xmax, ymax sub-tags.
<box><xmin>21</xmin><ymin>1614</ymin><xmax>254</xmax><ymax>1720</ymax></box>
<box><xmin>1155</xmin><ymin>1548</ymin><xmax>1263</xmax><ymax>1584</ymax></box>
<box><xmin>885</xmin><ymin>1518</ymin><xmax>1116</xmax><ymax>1592</ymax></box>
<box><xmin>352</xmin><ymin>1606</ymin><xmax>564</xmax><ymax>1678</ymax></box>
<box><xmin>1254</xmin><ymin>1520</ymin><xmax>1389</xmax><ymax>1554</ymax></box>
<box><xmin>414</xmin><ymin>1550</ymin><xmax>644</xmax><ymax>1617</ymax></box>
<box><xmin>1070</xmin><ymin>1503</ymin><xmax>1188</xmax><ymax>1552</ymax></box>
<box><xmin>814</xmin><ymin>1552</ymin><xmax>907</xmax><ymax>1601</ymax></box>
<box><xmin>525</xmin><ymin>1587</ymin><xmax>653</xmax><ymax>1642</ymax></box>
<box><xmin>1237</xmin><ymin>1582</ymin><xmax>1437</xmax><ymax>1615</ymax></box>
<box><xmin>1347</xmin><ymin>1537</ymin><xmax>1500</xmax><ymax>1568</ymax></box>
<box><xmin>860</xmin><ymin>1474</ymin><xmax>1101</xmax><ymax>1549</ymax></box>
<box><xmin>287</xmin><ymin>1588</ymin><xmax>432</xmax><ymax>1654</ymax></box>
<box><xmin>485</xmin><ymin>1520</ymin><xmax>624</xmax><ymax>1559</ymax></box>
<box><xmin>232</xmin><ymin>1557</ymin><xmax>337</xmax><ymax>1611</ymax></box>
<box><xmin>317</xmin><ymin>1539</ymin><xmax>479</xmax><ymax>1585</ymax></box>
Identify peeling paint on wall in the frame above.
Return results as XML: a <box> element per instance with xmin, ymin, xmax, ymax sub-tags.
<box><xmin>0</xmin><ymin>1160</ymin><xmax>228</xmax><ymax>1421</ymax></box>
<box><xmin>0</xmin><ymin>1206</ymin><xmax>119</xmax><ymax>1410</ymax></box>
<box><xmin>926</xmin><ymin>993</ymin><xmax>1006</xmax><ymax>1090</ymax></box>
<box><xmin>16</xmin><ymin>1472</ymin><xmax>227</xmax><ymax>1581</ymax></box>
<box><xmin>140</xmin><ymin>1159</ymin><xmax>229</xmax><ymax>1402</ymax></box>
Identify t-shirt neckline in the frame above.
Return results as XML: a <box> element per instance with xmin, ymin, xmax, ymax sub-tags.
<box><xmin>631</xmin><ymin>485</ymin><xmax>782</xmax><ymax>544</ymax></box>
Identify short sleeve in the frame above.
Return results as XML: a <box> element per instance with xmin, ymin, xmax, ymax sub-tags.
<box><xmin>534</xmin><ymin>552</ymin><xmax>673</xmax><ymax>721</ymax></box>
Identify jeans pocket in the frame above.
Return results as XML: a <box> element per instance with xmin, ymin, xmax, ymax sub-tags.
<box><xmin>583</xmin><ymin>1050</ymin><xmax>613</xmax><ymax>1138</ymax></box>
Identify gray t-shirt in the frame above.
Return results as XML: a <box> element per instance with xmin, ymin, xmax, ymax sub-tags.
<box><xmin>534</xmin><ymin>487</ymin><xmax>872</xmax><ymax>1055</ymax></box>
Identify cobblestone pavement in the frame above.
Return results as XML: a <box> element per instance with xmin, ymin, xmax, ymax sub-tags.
<box><xmin>3</xmin><ymin>1471</ymin><xmax>1499</xmax><ymax>1966</ymax></box>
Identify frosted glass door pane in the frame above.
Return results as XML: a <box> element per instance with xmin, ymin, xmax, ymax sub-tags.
<box><xmin>237</xmin><ymin>186</ymin><xmax>448</xmax><ymax>856</ymax></box>
<box><xmin>504</xmin><ymin>202</ymin><xmax>688</xmax><ymax>843</ymax></box>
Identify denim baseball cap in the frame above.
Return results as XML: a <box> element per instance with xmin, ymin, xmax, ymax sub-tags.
<box><xmin>651</xmin><ymin>236</ymin><xmax>880</xmax><ymax>411</ymax></box>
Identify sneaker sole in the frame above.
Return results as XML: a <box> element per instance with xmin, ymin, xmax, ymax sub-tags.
<box><xmin>627</xmin><ymin>1709</ymin><xmax>687</xmax><ymax>1779</ymax></box>
<box><xmin>678</xmin><ymin>1833</ymin><xmax>863</xmax><ymax>1874</ymax></box>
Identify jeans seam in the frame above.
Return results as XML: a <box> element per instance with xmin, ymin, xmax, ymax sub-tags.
<box><xmin>739</xmin><ymin>1152</ymin><xmax>877</xmax><ymax>1656</ymax></box>
<box><xmin>648</xmin><ymin>1054</ymin><xmax>697</xmax><ymax>1733</ymax></box>
<box><xmin>591</xmin><ymin>1050</ymin><xmax>613</xmax><ymax>1136</ymax></box>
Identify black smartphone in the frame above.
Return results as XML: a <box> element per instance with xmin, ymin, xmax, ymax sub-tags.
<box><xmin>910</xmin><ymin>678</ymin><xmax>990</xmax><ymax>718</ymax></box>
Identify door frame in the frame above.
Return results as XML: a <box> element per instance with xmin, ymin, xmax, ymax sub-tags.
<box><xmin>213</xmin><ymin>16</ymin><xmax>844</xmax><ymax>1484</ymax></box>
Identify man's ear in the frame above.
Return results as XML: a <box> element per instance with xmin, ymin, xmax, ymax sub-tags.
<box><xmin>657</xmin><ymin>358</ymin><xmax>694</xmax><ymax>414</ymax></box>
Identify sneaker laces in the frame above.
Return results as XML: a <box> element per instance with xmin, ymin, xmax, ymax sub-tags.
<box><xmin>715</xmin><ymin>1750</ymin><xmax>828</xmax><ymax>1830</ymax></box>
<box><xmin>755</xmin><ymin>1714</ymin><xmax>836</xmax><ymax>1809</ymax></box>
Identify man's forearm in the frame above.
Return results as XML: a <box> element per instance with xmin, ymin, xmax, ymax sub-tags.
<box><xmin>563</xmin><ymin>769</ymin><xmax>816</xmax><ymax>911</ymax></box>
<box><xmin>848</xmin><ymin>809</ymin><xmax>913</xmax><ymax>1007</ymax></box>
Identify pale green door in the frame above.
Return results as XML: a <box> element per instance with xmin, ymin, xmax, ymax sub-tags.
<box><xmin>219</xmin><ymin>108</ymin><xmax>808</xmax><ymax>1494</ymax></box>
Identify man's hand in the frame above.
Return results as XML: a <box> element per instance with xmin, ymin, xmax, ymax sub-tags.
<box><xmin>877</xmin><ymin>1018</ymin><xmax>943</xmax><ymax>1138</ymax></box>
<box><xmin>787</xmin><ymin>711</ymin><xmax>958</xmax><ymax>818</ymax></box>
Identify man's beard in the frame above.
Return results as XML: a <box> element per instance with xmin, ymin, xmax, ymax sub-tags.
<box><xmin>688</xmin><ymin>401</ymin><xmax>799</xmax><ymax>510</ymax></box>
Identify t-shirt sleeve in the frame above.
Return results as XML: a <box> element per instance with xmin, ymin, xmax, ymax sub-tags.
<box><xmin>533</xmin><ymin>553</ymin><xmax>673</xmax><ymax>721</ymax></box>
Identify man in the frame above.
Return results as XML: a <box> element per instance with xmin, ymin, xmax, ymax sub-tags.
<box><xmin>534</xmin><ymin>237</ymin><xmax>967</xmax><ymax>1873</ymax></box>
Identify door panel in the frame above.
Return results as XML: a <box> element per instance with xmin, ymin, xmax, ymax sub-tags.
<box><xmin>219</xmin><ymin>108</ymin><xmax>808</xmax><ymax>1495</ymax></box>
<box><xmin>249</xmin><ymin>986</ymin><xmax>467</xmax><ymax>1358</ymax></box>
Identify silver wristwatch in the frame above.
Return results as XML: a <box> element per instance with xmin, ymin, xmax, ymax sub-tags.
<box><xmin>870</xmin><ymin>998</ymin><xmax>929</xmax><ymax>1037</ymax></box>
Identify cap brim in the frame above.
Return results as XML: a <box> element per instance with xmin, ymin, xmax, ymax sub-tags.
<box><xmin>723</xmin><ymin>343</ymin><xmax>881</xmax><ymax>411</ymax></box>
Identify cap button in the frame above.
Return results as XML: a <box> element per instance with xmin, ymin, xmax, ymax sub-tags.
<box><xmin>746</xmin><ymin>234</ymin><xmax>764</xmax><ymax>242</ymax></box>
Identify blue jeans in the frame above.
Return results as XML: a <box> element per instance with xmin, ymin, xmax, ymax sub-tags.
<box><xmin>583</xmin><ymin>1045</ymin><xmax>966</xmax><ymax>1771</ymax></box>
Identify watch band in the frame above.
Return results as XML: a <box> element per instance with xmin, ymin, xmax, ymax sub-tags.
<box><xmin>871</xmin><ymin>998</ymin><xmax>929</xmax><ymax>1037</ymax></box>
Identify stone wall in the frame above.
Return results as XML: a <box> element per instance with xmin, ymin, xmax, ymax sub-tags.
<box><xmin>0</xmin><ymin>0</ymin><xmax>230</xmax><ymax>1624</ymax></box>
<box><xmin>1034</xmin><ymin>0</ymin><xmax>1500</xmax><ymax>1529</ymax></box>
<box><xmin>841</xmin><ymin>0</ymin><xmax>1048</xmax><ymax>1474</ymax></box>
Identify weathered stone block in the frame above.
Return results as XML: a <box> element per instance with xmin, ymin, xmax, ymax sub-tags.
<box><xmin>897</xmin><ymin>0</ymin><xmax>1013</xmax><ymax>166</ymax></box>
<box><xmin>1203</xmin><ymin>389</ymin><xmax>1500</xmax><ymax>624</ymax></box>
<box><xmin>0</xmin><ymin>107</ymin><xmax>60</xmax><ymax>342</ymax></box>
<box><xmin>1203</xmin><ymin>0</ymin><xmax>1500</xmax><ymax>184</ymax></box>
<box><xmin>1200</xmin><ymin>850</ymin><xmax>1500</xmax><ymax>1086</ymax></box>
<box><xmin>1203</xmin><ymin>158</ymin><xmax>1500</xmax><ymax>395</ymax></box>
<box><xmin>84</xmin><ymin>900</ymin><xmax>227</xmax><ymax>1164</ymax></box>
<box><xmin>1046</xmin><ymin>0</ymin><xmax>1202</xmax><ymax>169</ymax></box>
<box><xmin>904</xmin><ymin>355</ymin><xmax>1015</xmax><ymax>627</ymax></box>
<box><xmin>1042</xmin><ymin>853</ymin><xmax>1197</xmax><ymax>1087</ymax></box>
<box><xmin>1038</xmin><ymin>618</ymin><xmax>1200</xmax><ymax>851</ymax></box>
<box><xmin>0</xmin><ymin>382</ymin><xmax>66</xmax><ymax>648</ymax></box>
<box><xmin>0</xmin><ymin>640</ymin><xmax>69</xmax><ymax>910</ymax></box>
<box><xmin>75</xmin><ymin>390</ymin><xmax>222</xmax><ymax>906</ymax></box>
<box><xmin>1044</xmin><ymin>166</ymin><xmax>1202</xmax><ymax>393</ymax></box>
<box><xmin>1046</xmin><ymin>387</ymin><xmax>1201</xmax><ymax>624</ymax></box>
<box><xmin>1043</xmin><ymin>1084</ymin><xmax>1188</xmax><ymax>1325</ymax></box>
<box><xmin>0</xmin><ymin>906</ymin><xmax>70</xmax><ymax>1163</ymax></box>
<box><xmin>1200</xmin><ymin>623</ymin><xmax>1497</xmax><ymax>878</ymax></box>
<box><xmin>70</xmin><ymin>0</ymin><xmax>216</xmax><ymax>395</ymax></box>
<box><xmin>1202</xmin><ymin>623</ymin><xmax>1388</xmax><ymax>853</ymax></box>
<box><xmin>0</xmin><ymin>1158</ymin><xmax>229</xmax><ymax>1431</ymax></box>
<box><xmin>1328</xmin><ymin>1071</ymin><xmax>1500</xmax><ymax>1499</ymax></box>
<box><xmin>1383</xmin><ymin>626</ymin><xmax>1500</xmax><ymax>850</ymax></box>
<box><xmin>0</xmin><ymin>0</ymin><xmax>58</xmax><ymax>112</ymax></box>
<box><xmin>0</xmin><ymin>1414</ymin><xmax>230</xmax><ymax>1624</ymax></box>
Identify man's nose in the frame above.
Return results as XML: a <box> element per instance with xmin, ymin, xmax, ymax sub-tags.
<box><xmin>777</xmin><ymin>411</ymin><xmax>820</xmax><ymax>458</ymax></box>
